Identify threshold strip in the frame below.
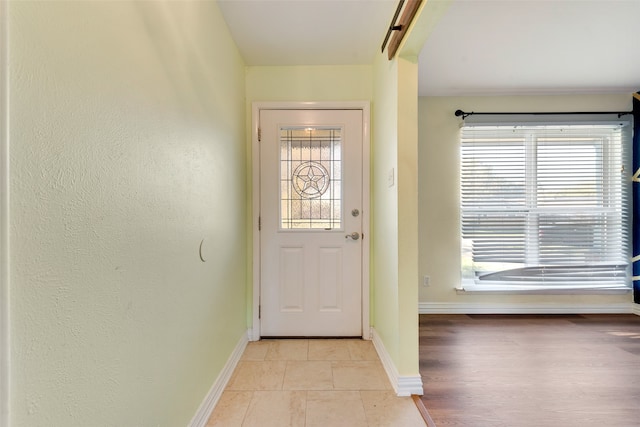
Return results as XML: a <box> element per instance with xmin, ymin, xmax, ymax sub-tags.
<box><xmin>412</xmin><ymin>395</ymin><xmax>437</xmax><ymax>427</ymax></box>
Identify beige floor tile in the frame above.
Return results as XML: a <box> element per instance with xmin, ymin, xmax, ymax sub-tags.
<box><xmin>206</xmin><ymin>391</ymin><xmax>253</xmax><ymax>426</ymax></box>
<box><xmin>305</xmin><ymin>391</ymin><xmax>368</xmax><ymax>427</ymax></box>
<box><xmin>308</xmin><ymin>339</ymin><xmax>352</xmax><ymax>360</ymax></box>
<box><xmin>282</xmin><ymin>360</ymin><xmax>333</xmax><ymax>390</ymax></box>
<box><xmin>226</xmin><ymin>361</ymin><xmax>286</xmax><ymax>390</ymax></box>
<box><xmin>265</xmin><ymin>339</ymin><xmax>309</xmax><ymax>360</ymax></box>
<box><xmin>360</xmin><ymin>390</ymin><xmax>426</xmax><ymax>427</ymax></box>
<box><xmin>332</xmin><ymin>360</ymin><xmax>392</xmax><ymax>390</ymax></box>
<box><xmin>241</xmin><ymin>341</ymin><xmax>270</xmax><ymax>361</ymax></box>
<box><xmin>212</xmin><ymin>340</ymin><xmax>422</xmax><ymax>427</ymax></box>
<box><xmin>347</xmin><ymin>339</ymin><xmax>380</xmax><ymax>360</ymax></box>
<box><xmin>242</xmin><ymin>390</ymin><xmax>306</xmax><ymax>427</ymax></box>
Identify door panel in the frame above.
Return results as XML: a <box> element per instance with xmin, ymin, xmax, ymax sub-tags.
<box><xmin>279</xmin><ymin>246</ymin><xmax>304</xmax><ymax>311</ymax></box>
<box><xmin>317</xmin><ymin>247</ymin><xmax>343</xmax><ymax>312</ymax></box>
<box><xmin>260</xmin><ymin>109</ymin><xmax>363</xmax><ymax>336</ymax></box>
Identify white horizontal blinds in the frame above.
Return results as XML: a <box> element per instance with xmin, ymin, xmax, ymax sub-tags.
<box><xmin>461</xmin><ymin>131</ymin><xmax>526</xmax><ymax>265</ymax></box>
<box><xmin>460</xmin><ymin>123</ymin><xmax>630</xmax><ymax>288</ymax></box>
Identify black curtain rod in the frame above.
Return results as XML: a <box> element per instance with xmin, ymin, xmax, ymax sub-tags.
<box><xmin>454</xmin><ymin>109</ymin><xmax>633</xmax><ymax>120</ymax></box>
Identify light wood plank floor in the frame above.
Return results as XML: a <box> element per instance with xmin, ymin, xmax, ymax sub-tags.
<box><xmin>418</xmin><ymin>314</ymin><xmax>640</xmax><ymax>427</ymax></box>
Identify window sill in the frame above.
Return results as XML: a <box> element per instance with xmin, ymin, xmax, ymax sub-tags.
<box><xmin>456</xmin><ymin>285</ymin><xmax>632</xmax><ymax>295</ymax></box>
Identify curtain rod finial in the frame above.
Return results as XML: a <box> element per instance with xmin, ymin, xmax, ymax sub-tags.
<box><xmin>455</xmin><ymin>109</ymin><xmax>472</xmax><ymax>119</ymax></box>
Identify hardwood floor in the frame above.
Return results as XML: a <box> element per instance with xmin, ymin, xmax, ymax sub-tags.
<box><xmin>418</xmin><ymin>314</ymin><xmax>640</xmax><ymax>427</ymax></box>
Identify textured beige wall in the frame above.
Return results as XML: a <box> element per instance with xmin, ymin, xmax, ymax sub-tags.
<box><xmin>8</xmin><ymin>1</ymin><xmax>247</xmax><ymax>425</ymax></box>
<box><xmin>418</xmin><ymin>94</ymin><xmax>634</xmax><ymax>308</ymax></box>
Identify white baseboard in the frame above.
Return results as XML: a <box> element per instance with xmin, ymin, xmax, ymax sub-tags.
<box><xmin>633</xmin><ymin>304</ymin><xmax>640</xmax><ymax>316</ymax></box>
<box><xmin>370</xmin><ymin>328</ymin><xmax>423</xmax><ymax>397</ymax></box>
<box><xmin>418</xmin><ymin>302</ymin><xmax>634</xmax><ymax>314</ymax></box>
<box><xmin>189</xmin><ymin>330</ymin><xmax>249</xmax><ymax>427</ymax></box>
<box><xmin>247</xmin><ymin>328</ymin><xmax>260</xmax><ymax>342</ymax></box>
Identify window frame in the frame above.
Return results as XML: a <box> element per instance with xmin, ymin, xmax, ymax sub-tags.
<box><xmin>459</xmin><ymin>120</ymin><xmax>632</xmax><ymax>292</ymax></box>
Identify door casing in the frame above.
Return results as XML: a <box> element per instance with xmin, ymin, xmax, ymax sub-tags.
<box><xmin>251</xmin><ymin>101</ymin><xmax>371</xmax><ymax>341</ymax></box>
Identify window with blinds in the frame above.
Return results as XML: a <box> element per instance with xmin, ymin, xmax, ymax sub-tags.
<box><xmin>460</xmin><ymin>122</ymin><xmax>631</xmax><ymax>290</ymax></box>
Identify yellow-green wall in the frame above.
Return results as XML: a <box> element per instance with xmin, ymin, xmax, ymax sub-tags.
<box><xmin>372</xmin><ymin>54</ymin><xmax>400</xmax><ymax>363</ymax></box>
<box><xmin>371</xmin><ymin>52</ymin><xmax>420</xmax><ymax>377</ymax></box>
<box><xmin>246</xmin><ymin>65</ymin><xmax>373</xmax><ymax>102</ymax></box>
<box><xmin>3</xmin><ymin>5</ymin><xmax>431</xmax><ymax>423</ymax></box>
<box><xmin>363</xmin><ymin>0</ymin><xmax>448</xmax><ymax>379</ymax></box>
<box><xmin>8</xmin><ymin>1</ymin><xmax>247</xmax><ymax>425</ymax></box>
<box><xmin>418</xmin><ymin>94</ymin><xmax>634</xmax><ymax>308</ymax></box>
<box><xmin>396</xmin><ymin>58</ymin><xmax>420</xmax><ymax>374</ymax></box>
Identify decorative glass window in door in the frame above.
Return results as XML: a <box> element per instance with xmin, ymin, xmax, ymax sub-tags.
<box><xmin>280</xmin><ymin>127</ymin><xmax>342</xmax><ymax>229</ymax></box>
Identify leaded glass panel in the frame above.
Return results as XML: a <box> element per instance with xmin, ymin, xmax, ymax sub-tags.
<box><xmin>280</xmin><ymin>127</ymin><xmax>342</xmax><ymax>229</ymax></box>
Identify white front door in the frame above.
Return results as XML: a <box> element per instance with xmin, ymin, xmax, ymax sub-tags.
<box><xmin>259</xmin><ymin>109</ymin><xmax>363</xmax><ymax>336</ymax></box>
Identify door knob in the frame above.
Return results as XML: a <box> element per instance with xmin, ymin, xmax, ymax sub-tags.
<box><xmin>345</xmin><ymin>232</ymin><xmax>360</xmax><ymax>240</ymax></box>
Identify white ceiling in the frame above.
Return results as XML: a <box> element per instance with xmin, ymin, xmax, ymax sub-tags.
<box><xmin>420</xmin><ymin>0</ymin><xmax>640</xmax><ymax>96</ymax></box>
<box><xmin>218</xmin><ymin>0</ymin><xmax>640</xmax><ymax>96</ymax></box>
<box><xmin>218</xmin><ymin>0</ymin><xmax>397</xmax><ymax>66</ymax></box>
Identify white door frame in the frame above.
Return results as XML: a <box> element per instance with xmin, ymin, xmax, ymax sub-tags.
<box><xmin>251</xmin><ymin>101</ymin><xmax>370</xmax><ymax>341</ymax></box>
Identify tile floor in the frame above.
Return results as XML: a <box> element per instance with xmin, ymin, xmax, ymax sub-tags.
<box><xmin>206</xmin><ymin>339</ymin><xmax>426</xmax><ymax>427</ymax></box>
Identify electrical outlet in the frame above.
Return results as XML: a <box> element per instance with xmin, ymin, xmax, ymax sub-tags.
<box><xmin>423</xmin><ymin>275</ymin><xmax>430</xmax><ymax>287</ymax></box>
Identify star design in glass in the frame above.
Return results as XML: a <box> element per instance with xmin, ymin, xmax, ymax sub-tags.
<box><xmin>292</xmin><ymin>162</ymin><xmax>330</xmax><ymax>199</ymax></box>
